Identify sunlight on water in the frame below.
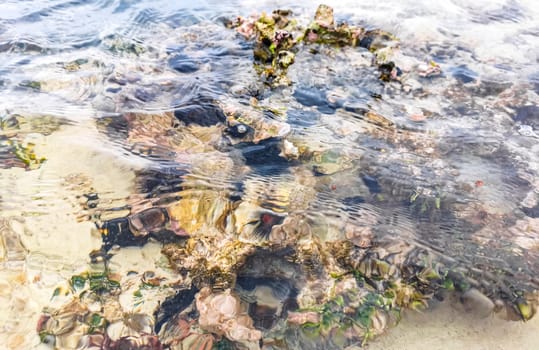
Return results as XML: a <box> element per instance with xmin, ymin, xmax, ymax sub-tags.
<box><xmin>1</xmin><ymin>0</ymin><xmax>538</xmax><ymax>349</ymax></box>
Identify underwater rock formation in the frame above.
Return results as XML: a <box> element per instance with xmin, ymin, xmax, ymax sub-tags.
<box><xmin>227</xmin><ymin>5</ymin><xmax>401</xmax><ymax>87</ymax></box>
<box><xmin>35</xmin><ymin>4</ymin><xmax>539</xmax><ymax>350</ymax></box>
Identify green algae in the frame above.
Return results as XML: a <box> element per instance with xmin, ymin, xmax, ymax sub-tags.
<box><xmin>11</xmin><ymin>141</ymin><xmax>47</xmax><ymax>170</ymax></box>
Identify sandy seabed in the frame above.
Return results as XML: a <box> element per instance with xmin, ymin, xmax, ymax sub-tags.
<box><xmin>1</xmin><ymin>125</ymin><xmax>538</xmax><ymax>350</ymax></box>
<box><xmin>368</xmin><ymin>300</ymin><xmax>539</xmax><ymax>350</ymax></box>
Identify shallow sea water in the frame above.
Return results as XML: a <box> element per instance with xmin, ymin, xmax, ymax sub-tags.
<box><xmin>1</xmin><ymin>0</ymin><xmax>538</xmax><ymax>349</ymax></box>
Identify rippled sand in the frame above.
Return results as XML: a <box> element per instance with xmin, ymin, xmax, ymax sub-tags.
<box><xmin>1</xmin><ymin>124</ymin><xmax>138</xmax><ymax>349</ymax></box>
<box><xmin>369</xmin><ymin>300</ymin><xmax>539</xmax><ymax>350</ymax></box>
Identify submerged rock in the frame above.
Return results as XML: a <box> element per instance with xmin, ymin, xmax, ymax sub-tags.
<box><xmin>196</xmin><ymin>287</ymin><xmax>262</xmax><ymax>342</ymax></box>
<box><xmin>174</xmin><ymin>99</ymin><xmax>226</xmax><ymax>127</ymax></box>
<box><xmin>228</xmin><ymin>5</ymin><xmax>401</xmax><ymax>86</ymax></box>
<box><xmin>33</xmin><ymin>4</ymin><xmax>539</xmax><ymax>350</ymax></box>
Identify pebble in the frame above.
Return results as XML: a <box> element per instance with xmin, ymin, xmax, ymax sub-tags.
<box><xmin>460</xmin><ymin>288</ymin><xmax>495</xmax><ymax>318</ymax></box>
<box><xmin>168</xmin><ymin>54</ymin><xmax>199</xmax><ymax>73</ymax></box>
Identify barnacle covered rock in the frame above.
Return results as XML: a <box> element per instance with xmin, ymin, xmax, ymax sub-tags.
<box><xmin>228</xmin><ymin>5</ymin><xmax>401</xmax><ymax>86</ymax></box>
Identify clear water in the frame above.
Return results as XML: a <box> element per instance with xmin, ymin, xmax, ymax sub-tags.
<box><xmin>1</xmin><ymin>0</ymin><xmax>538</xmax><ymax>349</ymax></box>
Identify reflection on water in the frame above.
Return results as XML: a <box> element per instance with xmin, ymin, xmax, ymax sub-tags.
<box><xmin>1</xmin><ymin>0</ymin><xmax>538</xmax><ymax>349</ymax></box>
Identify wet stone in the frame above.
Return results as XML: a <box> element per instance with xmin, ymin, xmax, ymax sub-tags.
<box><xmin>293</xmin><ymin>87</ymin><xmax>327</xmax><ymax>107</ymax></box>
<box><xmin>529</xmin><ymin>72</ymin><xmax>539</xmax><ymax>94</ymax></box>
<box><xmin>173</xmin><ymin>100</ymin><xmax>226</xmax><ymax>126</ymax></box>
<box><xmin>154</xmin><ymin>286</ymin><xmax>199</xmax><ymax>333</ymax></box>
<box><xmin>136</xmin><ymin>166</ymin><xmax>187</xmax><ymax>198</ymax></box>
<box><xmin>105</xmin><ymin>87</ymin><xmax>121</xmax><ymax>94</ymax></box>
<box><xmin>286</xmin><ymin>109</ymin><xmax>320</xmax><ymax>127</ymax></box>
<box><xmin>522</xmin><ymin>204</ymin><xmax>539</xmax><ymax>218</ymax></box>
<box><xmin>168</xmin><ymin>54</ymin><xmax>199</xmax><ymax>73</ymax></box>
<box><xmin>240</xmin><ymin>138</ymin><xmax>290</xmax><ymax>169</ymax></box>
<box><xmin>253</xmin><ymin>212</ymin><xmax>285</xmax><ymax>238</ymax></box>
<box><xmin>473</xmin><ymin>79</ymin><xmax>512</xmax><ymax>97</ymax></box>
<box><xmin>378</xmin><ymin>62</ymin><xmax>396</xmax><ymax>82</ymax></box>
<box><xmin>343</xmin><ymin>103</ymin><xmax>369</xmax><ymax>115</ymax></box>
<box><xmin>134</xmin><ymin>88</ymin><xmax>156</xmax><ymax>102</ymax></box>
<box><xmin>129</xmin><ymin>207</ymin><xmax>169</xmax><ymax>235</ymax></box>
<box><xmin>342</xmin><ymin>196</ymin><xmax>366</xmax><ymax>206</ymax></box>
<box><xmin>460</xmin><ymin>288</ymin><xmax>495</xmax><ymax>318</ymax></box>
<box><xmin>514</xmin><ymin>105</ymin><xmax>539</xmax><ymax>128</ymax></box>
<box><xmin>450</xmin><ymin>65</ymin><xmax>478</xmax><ymax>84</ymax></box>
<box><xmin>100</xmin><ymin>217</ymin><xmax>149</xmax><ymax>251</ymax></box>
<box><xmin>361</xmin><ymin>174</ymin><xmax>382</xmax><ymax>194</ymax></box>
<box><xmin>359</xmin><ymin>36</ymin><xmax>375</xmax><ymax>50</ymax></box>
<box><xmin>24</xmin><ymin>4</ymin><xmax>539</xmax><ymax>350</ymax></box>
<box><xmin>317</xmin><ymin>102</ymin><xmax>339</xmax><ymax>115</ymax></box>
<box><xmin>98</xmin><ymin>115</ymin><xmax>129</xmax><ymax>139</ymax></box>
<box><xmin>293</xmin><ymin>87</ymin><xmax>338</xmax><ymax>114</ymax></box>
<box><xmin>108</xmin><ymin>75</ymin><xmax>127</xmax><ymax>86</ymax></box>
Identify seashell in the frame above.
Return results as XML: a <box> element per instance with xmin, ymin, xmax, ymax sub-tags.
<box><xmin>37</xmin><ymin>314</ymin><xmax>51</xmax><ymax>333</ymax></box>
<box><xmin>211</xmin><ymin>293</ymin><xmax>239</xmax><ymax>319</ymax></box>
<box><xmin>225</xmin><ymin>123</ymin><xmax>254</xmax><ymax>140</ymax></box>
<box><xmin>40</xmin><ymin>333</ymin><xmax>56</xmax><ymax>347</ymax></box>
<box><xmin>280</xmin><ymin>139</ymin><xmax>299</xmax><ymax>160</ymax></box>
<box><xmin>233</xmin><ymin>203</ymin><xmax>285</xmax><ymax>241</ymax></box>
<box><xmin>197</xmin><ymin>288</ymin><xmax>240</xmax><ymax>328</ymax></box>
<box><xmin>497</xmin><ymin>303</ymin><xmax>526</xmax><ymax>321</ymax></box>
<box><xmin>158</xmin><ymin>316</ymin><xmax>194</xmax><ymax>344</ymax></box>
<box><xmin>364</xmin><ymin>111</ymin><xmax>394</xmax><ymax>128</ymax></box>
<box><xmin>29</xmin><ymin>6</ymin><xmax>539</xmax><ymax>349</ymax></box>
<box><xmin>310</xmin><ymin>149</ymin><xmax>353</xmax><ymax>175</ymax></box>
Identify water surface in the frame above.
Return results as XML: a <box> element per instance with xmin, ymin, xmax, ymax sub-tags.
<box><xmin>1</xmin><ymin>0</ymin><xmax>538</xmax><ymax>349</ymax></box>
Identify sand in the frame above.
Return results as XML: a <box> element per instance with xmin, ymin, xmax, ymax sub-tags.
<box><xmin>0</xmin><ymin>123</ymin><xmax>138</xmax><ymax>349</ymax></box>
<box><xmin>368</xmin><ymin>298</ymin><xmax>539</xmax><ymax>350</ymax></box>
<box><xmin>1</xmin><ymin>124</ymin><xmax>538</xmax><ymax>349</ymax></box>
